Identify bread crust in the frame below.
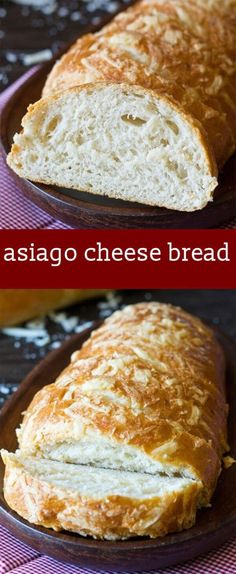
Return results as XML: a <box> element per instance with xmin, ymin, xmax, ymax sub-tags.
<box><xmin>2</xmin><ymin>452</ymin><xmax>200</xmax><ymax>540</ymax></box>
<box><xmin>18</xmin><ymin>302</ymin><xmax>228</xmax><ymax>502</ymax></box>
<box><xmin>43</xmin><ymin>0</ymin><xmax>236</xmax><ymax>170</ymax></box>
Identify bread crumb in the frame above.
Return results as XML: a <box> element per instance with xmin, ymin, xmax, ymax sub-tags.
<box><xmin>223</xmin><ymin>455</ymin><xmax>236</xmax><ymax>469</ymax></box>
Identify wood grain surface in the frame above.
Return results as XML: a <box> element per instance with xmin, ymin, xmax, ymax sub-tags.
<box><xmin>0</xmin><ymin>294</ymin><xmax>236</xmax><ymax>570</ymax></box>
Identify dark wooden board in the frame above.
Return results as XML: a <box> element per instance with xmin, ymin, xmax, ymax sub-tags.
<box><xmin>0</xmin><ymin>320</ymin><xmax>236</xmax><ymax>571</ymax></box>
<box><xmin>1</xmin><ymin>61</ymin><xmax>236</xmax><ymax>229</ymax></box>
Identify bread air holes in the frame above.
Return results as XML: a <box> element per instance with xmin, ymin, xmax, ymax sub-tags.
<box><xmin>29</xmin><ymin>153</ymin><xmax>39</xmax><ymax>164</ymax></box>
<box><xmin>166</xmin><ymin>120</ymin><xmax>179</xmax><ymax>135</ymax></box>
<box><xmin>75</xmin><ymin>134</ymin><xmax>84</xmax><ymax>145</ymax></box>
<box><xmin>167</xmin><ymin>160</ymin><xmax>188</xmax><ymax>180</ymax></box>
<box><xmin>121</xmin><ymin>115</ymin><xmax>147</xmax><ymax>127</ymax></box>
<box><xmin>133</xmin><ymin>93</ymin><xmax>145</xmax><ymax>98</ymax></box>
<box><xmin>111</xmin><ymin>154</ymin><xmax>120</xmax><ymax>163</ymax></box>
<box><xmin>45</xmin><ymin>115</ymin><xmax>62</xmax><ymax>136</ymax></box>
<box><xmin>178</xmin><ymin>166</ymin><xmax>188</xmax><ymax>179</ymax></box>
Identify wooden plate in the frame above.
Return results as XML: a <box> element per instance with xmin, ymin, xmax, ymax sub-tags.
<box><xmin>0</xmin><ymin>324</ymin><xmax>236</xmax><ymax>571</ymax></box>
<box><xmin>1</xmin><ymin>62</ymin><xmax>235</xmax><ymax>229</ymax></box>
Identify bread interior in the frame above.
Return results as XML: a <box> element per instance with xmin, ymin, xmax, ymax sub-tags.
<box><xmin>40</xmin><ymin>436</ymin><xmax>197</xmax><ymax>481</ymax></box>
<box><xmin>7</xmin><ymin>84</ymin><xmax>217</xmax><ymax>211</ymax></box>
<box><xmin>3</xmin><ymin>451</ymin><xmax>197</xmax><ymax>499</ymax></box>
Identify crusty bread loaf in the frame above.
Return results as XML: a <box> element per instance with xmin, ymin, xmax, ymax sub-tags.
<box><xmin>2</xmin><ymin>452</ymin><xmax>200</xmax><ymax>540</ymax></box>
<box><xmin>7</xmin><ymin>0</ymin><xmax>236</xmax><ymax>211</ymax></box>
<box><xmin>1</xmin><ymin>302</ymin><xmax>228</xmax><ymax>540</ymax></box>
<box><xmin>16</xmin><ymin>302</ymin><xmax>228</xmax><ymax>503</ymax></box>
<box><xmin>0</xmin><ymin>289</ymin><xmax>106</xmax><ymax>327</ymax></box>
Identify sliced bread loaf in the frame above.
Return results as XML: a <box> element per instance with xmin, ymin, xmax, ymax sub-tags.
<box><xmin>7</xmin><ymin>0</ymin><xmax>236</xmax><ymax>211</ymax></box>
<box><xmin>1</xmin><ymin>302</ymin><xmax>228</xmax><ymax>539</ymax></box>
<box><xmin>17</xmin><ymin>303</ymin><xmax>227</xmax><ymax>504</ymax></box>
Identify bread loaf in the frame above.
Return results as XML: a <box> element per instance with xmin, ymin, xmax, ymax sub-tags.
<box><xmin>0</xmin><ymin>289</ymin><xmax>106</xmax><ymax>327</ymax></box>
<box><xmin>7</xmin><ymin>0</ymin><xmax>236</xmax><ymax>211</ymax></box>
<box><xmin>2</xmin><ymin>302</ymin><xmax>228</xmax><ymax>539</ymax></box>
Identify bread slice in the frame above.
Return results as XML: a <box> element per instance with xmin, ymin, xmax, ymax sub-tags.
<box><xmin>7</xmin><ymin>84</ymin><xmax>217</xmax><ymax>212</ymax></box>
<box><xmin>2</xmin><ymin>450</ymin><xmax>201</xmax><ymax>540</ymax></box>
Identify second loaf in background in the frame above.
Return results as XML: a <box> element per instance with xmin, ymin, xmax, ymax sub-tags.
<box><xmin>7</xmin><ymin>0</ymin><xmax>236</xmax><ymax>211</ymax></box>
<box><xmin>0</xmin><ymin>289</ymin><xmax>106</xmax><ymax>327</ymax></box>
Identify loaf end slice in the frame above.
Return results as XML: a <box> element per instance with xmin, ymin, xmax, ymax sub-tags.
<box><xmin>1</xmin><ymin>450</ymin><xmax>201</xmax><ymax>540</ymax></box>
<box><xmin>7</xmin><ymin>83</ymin><xmax>217</xmax><ymax>211</ymax></box>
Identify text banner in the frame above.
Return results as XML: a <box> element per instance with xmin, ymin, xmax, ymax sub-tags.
<box><xmin>0</xmin><ymin>230</ymin><xmax>235</xmax><ymax>288</ymax></box>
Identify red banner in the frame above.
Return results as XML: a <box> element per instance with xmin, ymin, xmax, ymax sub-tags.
<box><xmin>0</xmin><ymin>230</ymin><xmax>235</xmax><ymax>288</ymax></box>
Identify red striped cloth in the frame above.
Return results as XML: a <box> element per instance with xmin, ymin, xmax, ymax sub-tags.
<box><xmin>0</xmin><ymin>67</ymin><xmax>70</xmax><ymax>230</ymax></box>
<box><xmin>0</xmin><ymin>68</ymin><xmax>235</xmax><ymax>230</ymax></box>
<box><xmin>0</xmin><ymin>524</ymin><xmax>235</xmax><ymax>573</ymax></box>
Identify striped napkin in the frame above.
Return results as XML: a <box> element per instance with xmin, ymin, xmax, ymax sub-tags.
<box><xmin>0</xmin><ymin>67</ymin><xmax>70</xmax><ymax>230</ymax></box>
<box><xmin>0</xmin><ymin>524</ymin><xmax>235</xmax><ymax>574</ymax></box>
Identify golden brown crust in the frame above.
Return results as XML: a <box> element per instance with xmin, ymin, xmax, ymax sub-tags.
<box><xmin>44</xmin><ymin>0</ymin><xmax>236</xmax><ymax>170</ymax></box>
<box><xmin>18</xmin><ymin>302</ymin><xmax>228</xmax><ymax>501</ymax></box>
<box><xmin>2</xmin><ymin>452</ymin><xmax>200</xmax><ymax>539</ymax></box>
<box><xmin>0</xmin><ymin>289</ymin><xmax>106</xmax><ymax>327</ymax></box>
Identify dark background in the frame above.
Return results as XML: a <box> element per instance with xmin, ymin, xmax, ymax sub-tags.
<box><xmin>0</xmin><ymin>289</ymin><xmax>235</xmax><ymax>407</ymax></box>
<box><xmin>0</xmin><ymin>0</ymin><xmax>134</xmax><ymax>93</ymax></box>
